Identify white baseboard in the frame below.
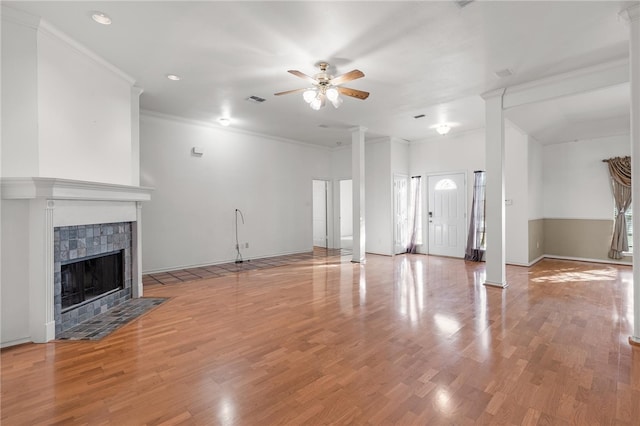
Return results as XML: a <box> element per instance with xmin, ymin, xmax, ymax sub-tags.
<box><xmin>541</xmin><ymin>254</ymin><xmax>632</xmax><ymax>266</ymax></box>
<box><xmin>142</xmin><ymin>248</ymin><xmax>315</xmax><ymax>275</ymax></box>
<box><xmin>1</xmin><ymin>337</ymin><xmax>32</xmax><ymax>349</ymax></box>
<box><xmin>526</xmin><ymin>255</ymin><xmax>546</xmax><ymax>266</ymax></box>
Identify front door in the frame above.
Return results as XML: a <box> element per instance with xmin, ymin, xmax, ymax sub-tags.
<box><xmin>427</xmin><ymin>173</ymin><xmax>466</xmax><ymax>257</ymax></box>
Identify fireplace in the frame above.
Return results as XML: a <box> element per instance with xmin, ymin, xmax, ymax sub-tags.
<box><xmin>0</xmin><ymin>177</ymin><xmax>152</xmax><ymax>344</ymax></box>
<box><xmin>61</xmin><ymin>250</ymin><xmax>124</xmax><ymax>310</ymax></box>
<box><xmin>54</xmin><ymin>222</ymin><xmax>133</xmax><ymax>334</ymax></box>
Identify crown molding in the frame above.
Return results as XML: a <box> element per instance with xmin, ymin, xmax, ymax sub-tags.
<box><xmin>1</xmin><ymin>5</ymin><xmax>41</xmax><ymax>29</ymax></box>
<box><xmin>619</xmin><ymin>4</ymin><xmax>640</xmax><ymax>23</ymax></box>
<box><xmin>37</xmin><ymin>19</ymin><xmax>137</xmax><ymax>85</ymax></box>
<box><xmin>140</xmin><ymin>110</ymin><xmax>332</xmax><ymax>152</ymax></box>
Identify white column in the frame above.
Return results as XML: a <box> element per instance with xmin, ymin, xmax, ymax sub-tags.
<box><xmin>132</xmin><ymin>201</ymin><xmax>144</xmax><ymax>298</ymax></box>
<box><xmin>29</xmin><ymin>199</ymin><xmax>56</xmax><ymax>343</ymax></box>
<box><xmin>351</xmin><ymin>126</ymin><xmax>367</xmax><ymax>263</ymax></box>
<box><xmin>623</xmin><ymin>4</ymin><xmax>640</xmax><ymax>346</ymax></box>
<box><xmin>482</xmin><ymin>89</ymin><xmax>508</xmax><ymax>288</ymax></box>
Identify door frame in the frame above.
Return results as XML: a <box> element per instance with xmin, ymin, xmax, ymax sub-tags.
<box><xmin>425</xmin><ymin>170</ymin><xmax>468</xmax><ymax>257</ymax></box>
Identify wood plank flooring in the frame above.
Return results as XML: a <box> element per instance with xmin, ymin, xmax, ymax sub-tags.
<box><xmin>2</xmin><ymin>251</ymin><xmax>639</xmax><ymax>425</ymax></box>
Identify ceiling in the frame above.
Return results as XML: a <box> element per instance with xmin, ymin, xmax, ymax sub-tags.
<box><xmin>5</xmin><ymin>1</ymin><xmax>635</xmax><ymax>147</ymax></box>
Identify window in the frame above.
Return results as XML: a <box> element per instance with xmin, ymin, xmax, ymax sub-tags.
<box><xmin>614</xmin><ymin>206</ymin><xmax>633</xmax><ymax>252</ymax></box>
<box><xmin>434</xmin><ymin>178</ymin><xmax>457</xmax><ymax>191</ymax></box>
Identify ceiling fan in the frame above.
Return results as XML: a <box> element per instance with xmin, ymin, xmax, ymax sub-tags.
<box><xmin>274</xmin><ymin>62</ymin><xmax>369</xmax><ymax>110</ymax></box>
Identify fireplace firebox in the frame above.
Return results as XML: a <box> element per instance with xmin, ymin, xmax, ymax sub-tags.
<box><xmin>61</xmin><ymin>250</ymin><xmax>124</xmax><ymax>311</ymax></box>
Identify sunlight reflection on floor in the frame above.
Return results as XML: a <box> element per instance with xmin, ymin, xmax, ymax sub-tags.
<box><xmin>531</xmin><ymin>267</ymin><xmax>618</xmax><ymax>283</ymax></box>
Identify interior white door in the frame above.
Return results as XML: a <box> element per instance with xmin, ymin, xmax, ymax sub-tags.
<box><xmin>393</xmin><ymin>175</ymin><xmax>409</xmax><ymax>254</ymax></box>
<box><xmin>312</xmin><ymin>180</ymin><xmax>328</xmax><ymax>248</ymax></box>
<box><xmin>427</xmin><ymin>173</ymin><xmax>466</xmax><ymax>257</ymax></box>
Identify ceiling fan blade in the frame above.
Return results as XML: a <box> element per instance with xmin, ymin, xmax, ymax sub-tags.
<box><xmin>288</xmin><ymin>70</ymin><xmax>318</xmax><ymax>85</ymax></box>
<box><xmin>330</xmin><ymin>69</ymin><xmax>364</xmax><ymax>86</ymax></box>
<box><xmin>338</xmin><ymin>86</ymin><xmax>369</xmax><ymax>100</ymax></box>
<box><xmin>274</xmin><ymin>88</ymin><xmax>307</xmax><ymax>96</ymax></box>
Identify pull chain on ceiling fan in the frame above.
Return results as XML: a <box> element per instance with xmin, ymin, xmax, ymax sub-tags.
<box><xmin>274</xmin><ymin>62</ymin><xmax>369</xmax><ymax>110</ymax></box>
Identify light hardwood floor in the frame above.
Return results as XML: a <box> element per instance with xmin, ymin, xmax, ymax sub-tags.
<box><xmin>2</xmin><ymin>251</ymin><xmax>639</xmax><ymax>425</ymax></box>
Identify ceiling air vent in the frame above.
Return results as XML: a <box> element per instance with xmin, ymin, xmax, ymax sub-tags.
<box><xmin>454</xmin><ymin>0</ymin><xmax>475</xmax><ymax>8</ymax></box>
<box><xmin>413</xmin><ymin>114</ymin><xmax>426</xmax><ymax>119</ymax></box>
<box><xmin>494</xmin><ymin>68</ymin><xmax>514</xmax><ymax>78</ymax></box>
<box><xmin>246</xmin><ymin>95</ymin><xmax>266</xmax><ymax>103</ymax></box>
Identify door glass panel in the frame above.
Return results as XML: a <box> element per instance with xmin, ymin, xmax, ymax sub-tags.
<box><xmin>435</xmin><ymin>178</ymin><xmax>457</xmax><ymax>191</ymax></box>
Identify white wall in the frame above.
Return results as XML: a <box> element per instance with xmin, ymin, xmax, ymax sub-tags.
<box><xmin>1</xmin><ymin>9</ymin><xmax>40</xmax><ymax>177</ymax></box>
<box><xmin>528</xmin><ymin>137</ymin><xmax>544</xmax><ymax>220</ymax></box>
<box><xmin>504</xmin><ymin>123</ymin><xmax>529</xmax><ymax>265</ymax></box>
<box><xmin>365</xmin><ymin>139</ymin><xmax>393</xmax><ymax>255</ymax></box>
<box><xmin>36</xmin><ymin>26</ymin><xmax>133</xmax><ymax>185</ymax></box>
<box><xmin>391</xmin><ymin>138</ymin><xmax>410</xmax><ymax>176</ymax></box>
<box><xmin>0</xmin><ymin>201</ymin><xmax>31</xmax><ymax>346</ymax></box>
<box><xmin>140</xmin><ymin>114</ymin><xmax>332</xmax><ymax>272</ymax></box>
<box><xmin>543</xmin><ymin>134</ymin><xmax>630</xmax><ymax>220</ymax></box>
<box><xmin>340</xmin><ymin>180</ymin><xmax>353</xmax><ymax>238</ymax></box>
<box><xmin>1</xmin><ymin>9</ymin><xmax>136</xmax><ymax>185</ymax></box>
<box><xmin>312</xmin><ymin>180</ymin><xmax>327</xmax><ymax>247</ymax></box>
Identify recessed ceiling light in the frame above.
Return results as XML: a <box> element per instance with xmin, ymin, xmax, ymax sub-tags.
<box><xmin>219</xmin><ymin>118</ymin><xmax>231</xmax><ymax>127</ymax></box>
<box><xmin>166</xmin><ymin>74</ymin><xmax>182</xmax><ymax>81</ymax></box>
<box><xmin>91</xmin><ymin>12</ymin><xmax>112</xmax><ymax>25</ymax></box>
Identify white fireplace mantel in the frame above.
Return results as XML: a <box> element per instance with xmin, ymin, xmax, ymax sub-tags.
<box><xmin>1</xmin><ymin>177</ymin><xmax>153</xmax><ymax>344</ymax></box>
<box><xmin>1</xmin><ymin>177</ymin><xmax>152</xmax><ymax>202</ymax></box>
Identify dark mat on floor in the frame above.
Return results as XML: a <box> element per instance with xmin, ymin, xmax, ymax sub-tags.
<box><xmin>56</xmin><ymin>298</ymin><xmax>167</xmax><ymax>341</ymax></box>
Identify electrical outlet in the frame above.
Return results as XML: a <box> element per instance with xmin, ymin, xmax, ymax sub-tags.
<box><xmin>245</xmin><ymin>242</ymin><xmax>249</xmax><ymax>249</ymax></box>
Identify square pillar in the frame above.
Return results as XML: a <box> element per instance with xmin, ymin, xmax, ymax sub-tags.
<box><xmin>482</xmin><ymin>89</ymin><xmax>508</xmax><ymax>288</ymax></box>
<box><xmin>351</xmin><ymin>126</ymin><xmax>366</xmax><ymax>263</ymax></box>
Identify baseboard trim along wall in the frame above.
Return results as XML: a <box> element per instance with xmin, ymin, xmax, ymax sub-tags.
<box><xmin>142</xmin><ymin>248</ymin><xmax>315</xmax><ymax>274</ymax></box>
<box><xmin>541</xmin><ymin>254</ymin><xmax>632</xmax><ymax>266</ymax></box>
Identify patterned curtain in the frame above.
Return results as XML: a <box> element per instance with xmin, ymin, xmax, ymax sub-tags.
<box><xmin>605</xmin><ymin>156</ymin><xmax>631</xmax><ymax>259</ymax></box>
<box><xmin>465</xmin><ymin>171</ymin><xmax>486</xmax><ymax>262</ymax></box>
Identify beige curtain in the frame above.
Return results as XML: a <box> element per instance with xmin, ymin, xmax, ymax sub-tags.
<box><xmin>605</xmin><ymin>156</ymin><xmax>631</xmax><ymax>259</ymax></box>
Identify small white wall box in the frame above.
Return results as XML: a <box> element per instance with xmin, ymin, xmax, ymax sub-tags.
<box><xmin>191</xmin><ymin>146</ymin><xmax>204</xmax><ymax>156</ymax></box>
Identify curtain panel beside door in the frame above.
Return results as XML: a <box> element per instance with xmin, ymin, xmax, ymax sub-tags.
<box><xmin>465</xmin><ymin>171</ymin><xmax>486</xmax><ymax>262</ymax></box>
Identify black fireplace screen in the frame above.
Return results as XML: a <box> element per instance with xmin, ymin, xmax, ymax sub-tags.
<box><xmin>61</xmin><ymin>250</ymin><xmax>123</xmax><ymax>310</ymax></box>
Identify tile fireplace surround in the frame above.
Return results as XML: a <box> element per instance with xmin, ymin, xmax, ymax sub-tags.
<box><xmin>1</xmin><ymin>178</ymin><xmax>152</xmax><ymax>343</ymax></box>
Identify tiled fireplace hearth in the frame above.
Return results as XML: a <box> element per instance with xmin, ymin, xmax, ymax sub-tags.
<box><xmin>1</xmin><ymin>178</ymin><xmax>152</xmax><ymax>343</ymax></box>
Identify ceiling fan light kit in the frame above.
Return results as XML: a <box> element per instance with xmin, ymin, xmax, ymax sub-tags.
<box><xmin>436</xmin><ymin>124</ymin><xmax>451</xmax><ymax>135</ymax></box>
<box><xmin>275</xmin><ymin>62</ymin><xmax>369</xmax><ymax>110</ymax></box>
